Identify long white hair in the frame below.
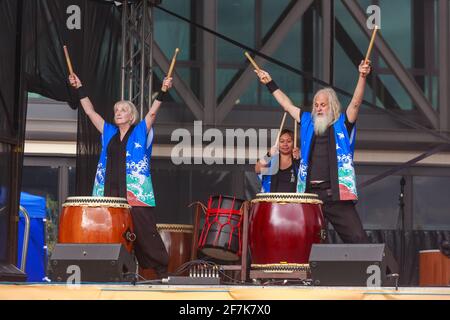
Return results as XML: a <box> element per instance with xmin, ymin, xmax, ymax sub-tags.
<box><xmin>312</xmin><ymin>87</ymin><xmax>341</xmax><ymax>124</ymax></box>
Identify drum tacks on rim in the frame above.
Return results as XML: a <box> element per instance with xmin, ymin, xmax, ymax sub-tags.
<box><xmin>249</xmin><ymin>193</ymin><xmax>325</xmax><ymax>272</ymax></box>
<box><xmin>59</xmin><ymin>196</ymin><xmax>135</xmax><ymax>252</ymax></box>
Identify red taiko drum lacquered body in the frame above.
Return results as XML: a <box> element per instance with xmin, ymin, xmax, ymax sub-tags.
<box><xmin>58</xmin><ymin>196</ymin><xmax>135</xmax><ymax>252</ymax></box>
<box><xmin>139</xmin><ymin>224</ymin><xmax>193</xmax><ymax>279</ymax></box>
<box><xmin>249</xmin><ymin>193</ymin><xmax>325</xmax><ymax>267</ymax></box>
<box><xmin>157</xmin><ymin>224</ymin><xmax>193</xmax><ymax>273</ymax></box>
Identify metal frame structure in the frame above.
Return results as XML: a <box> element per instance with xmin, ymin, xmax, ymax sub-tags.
<box><xmin>120</xmin><ymin>0</ymin><xmax>154</xmax><ymax>119</ymax></box>
<box><xmin>147</xmin><ymin>0</ymin><xmax>450</xmax><ymax>145</ymax></box>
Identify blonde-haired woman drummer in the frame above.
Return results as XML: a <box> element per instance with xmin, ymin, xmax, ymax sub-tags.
<box><xmin>69</xmin><ymin>73</ymin><xmax>171</xmax><ymax>278</ymax></box>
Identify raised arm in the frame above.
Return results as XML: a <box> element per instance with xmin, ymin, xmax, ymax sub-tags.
<box><xmin>69</xmin><ymin>73</ymin><xmax>105</xmax><ymax>133</ymax></box>
<box><xmin>145</xmin><ymin>77</ymin><xmax>173</xmax><ymax>132</ymax></box>
<box><xmin>346</xmin><ymin>60</ymin><xmax>371</xmax><ymax>123</ymax></box>
<box><xmin>255</xmin><ymin>70</ymin><xmax>301</xmax><ymax>123</ymax></box>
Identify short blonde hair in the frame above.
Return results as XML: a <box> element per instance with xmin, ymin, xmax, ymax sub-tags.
<box><xmin>312</xmin><ymin>88</ymin><xmax>341</xmax><ymax>124</ymax></box>
<box><xmin>113</xmin><ymin>100</ymin><xmax>139</xmax><ymax>125</ymax></box>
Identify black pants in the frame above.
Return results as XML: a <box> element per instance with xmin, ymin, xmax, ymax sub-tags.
<box><xmin>131</xmin><ymin>207</ymin><xmax>169</xmax><ymax>276</ymax></box>
<box><xmin>306</xmin><ymin>183</ymin><xmax>369</xmax><ymax>244</ymax></box>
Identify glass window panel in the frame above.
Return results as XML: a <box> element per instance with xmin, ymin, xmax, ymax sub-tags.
<box><xmin>260</xmin><ymin>64</ymin><xmax>303</xmax><ymax>107</ymax></box>
<box><xmin>378</xmin><ymin>75</ymin><xmax>413</xmax><ymax>110</ymax></box>
<box><xmin>334</xmin><ymin>42</ymin><xmax>373</xmax><ymax>109</ymax></box>
<box><xmin>237</xmin><ymin>80</ymin><xmax>258</xmax><ymax>106</ymax></box>
<box><xmin>378</xmin><ymin>0</ymin><xmax>412</xmax><ymax>68</ymax></box>
<box><xmin>413</xmin><ymin>176</ymin><xmax>450</xmax><ymax>230</ymax></box>
<box><xmin>261</xmin><ymin>0</ymin><xmax>290</xmax><ymax>37</ymax></box>
<box><xmin>271</xmin><ymin>20</ymin><xmax>301</xmax><ymax>69</ymax></box>
<box><xmin>217</xmin><ymin>0</ymin><xmax>255</xmax><ymax>63</ymax></box>
<box><xmin>356</xmin><ymin>175</ymin><xmax>402</xmax><ymax>230</ymax></box>
<box><xmin>217</xmin><ymin>68</ymin><xmax>239</xmax><ymax>99</ymax></box>
<box><xmin>155</xmin><ymin>0</ymin><xmax>192</xmax><ymax>61</ymax></box>
<box><xmin>334</xmin><ymin>1</ymin><xmax>371</xmax><ymax>59</ymax></box>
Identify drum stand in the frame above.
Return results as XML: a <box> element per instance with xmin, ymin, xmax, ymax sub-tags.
<box><xmin>191</xmin><ymin>201</ymin><xmax>249</xmax><ymax>283</ymax></box>
<box><xmin>191</xmin><ymin>201</ymin><xmax>309</xmax><ymax>283</ymax></box>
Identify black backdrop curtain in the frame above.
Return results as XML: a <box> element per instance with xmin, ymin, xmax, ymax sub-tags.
<box><xmin>0</xmin><ymin>0</ymin><xmax>22</xmax><ymax>142</ymax></box>
<box><xmin>0</xmin><ymin>0</ymin><xmax>27</xmax><ymax>275</ymax></box>
<box><xmin>22</xmin><ymin>0</ymin><xmax>122</xmax><ymax>195</ymax></box>
<box><xmin>0</xmin><ymin>0</ymin><xmax>20</xmax><ymax>264</ymax></box>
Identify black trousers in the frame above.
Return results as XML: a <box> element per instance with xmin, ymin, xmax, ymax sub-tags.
<box><xmin>131</xmin><ymin>207</ymin><xmax>169</xmax><ymax>275</ymax></box>
<box><xmin>306</xmin><ymin>183</ymin><xmax>369</xmax><ymax>244</ymax></box>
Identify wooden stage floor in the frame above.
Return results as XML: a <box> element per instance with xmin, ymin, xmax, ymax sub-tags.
<box><xmin>1</xmin><ymin>283</ymin><xmax>449</xmax><ymax>300</ymax></box>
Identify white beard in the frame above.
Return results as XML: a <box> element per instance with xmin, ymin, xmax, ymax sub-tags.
<box><xmin>313</xmin><ymin>111</ymin><xmax>333</xmax><ymax>136</ymax></box>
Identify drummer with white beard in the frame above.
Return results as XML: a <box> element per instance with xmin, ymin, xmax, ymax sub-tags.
<box><xmin>254</xmin><ymin>60</ymin><xmax>372</xmax><ymax>244</ymax></box>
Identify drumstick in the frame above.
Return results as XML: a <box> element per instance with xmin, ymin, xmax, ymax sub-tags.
<box><xmin>162</xmin><ymin>48</ymin><xmax>180</xmax><ymax>92</ymax></box>
<box><xmin>275</xmin><ymin>112</ymin><xmax>287</xmax><ymax>145</ymax></box>
<box><xmin>63</xmin><ymin>45</ymin><xmax>74</xmax><ymax>75</ymax></box>
<box><xmin>364</xmin><ymin>26</ymin><xmax>379</xmax><ymax>64</ymax></box>
<box><xmin>244</xmin><ymin>51</ymin><xmax>261</xmax><ymax>71</ymax></box>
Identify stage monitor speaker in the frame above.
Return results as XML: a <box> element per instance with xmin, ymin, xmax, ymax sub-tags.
<box><xmin>309</xmin><ymin>244</ymin><xmax>398</xmax><ymax>286</ymax></box>
<box><xmin>49</xmin><ymin>244</ymin><xmax>136</xmax><ymax>283</ymax></box>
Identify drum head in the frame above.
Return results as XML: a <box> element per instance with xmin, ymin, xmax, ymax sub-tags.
<box><xmin>62</xmin><ymin>196</ymin><xmax>131</xmax><ymax>208</ymax></box>
<box><xmin>252</xmin><ymin>192</ymin><xmax>323</xmax><ymax>204</ymax></box>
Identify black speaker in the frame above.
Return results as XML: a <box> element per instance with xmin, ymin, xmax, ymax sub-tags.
<box><xmin>309</xmin><ymin>244</ymin><xmax>399</xmax><ymax>286</ymax></box>
<box><xmin>49</xmin><ymin>244</ymin><xmax>136</xmax><ymax>283</ymax></box>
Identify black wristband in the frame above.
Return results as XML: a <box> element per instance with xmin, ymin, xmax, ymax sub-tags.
<box><xmin>265</xmin><ymin>80</ymin><xmax>279</xmax><ymax>94</ymax></box>
<box><xmin>155</xmin><ymin>91</ymin><xmax>167</xmax><ymax>102</ymax></box>
<box><xmin>76</xmin><ymin>86</ymin><xmax>88</xmax><ymax>100</ymax></box>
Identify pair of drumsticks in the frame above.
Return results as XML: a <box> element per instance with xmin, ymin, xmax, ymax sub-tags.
<box><xmin>63</xmin><ymin>46</ymin><xmax>180</xmax><ymax>92</ymax></box>
<box><xmin>64</xmin><ymin>26</ymin><xmax>378</xmax><ymax>147</ymax></box>
<box><xmin>246</xmin><ymin>26</ymin><xmax>379</xmax><ymax>148</ymax></box>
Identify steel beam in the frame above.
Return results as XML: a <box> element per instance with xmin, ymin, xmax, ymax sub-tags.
<box><xmin>202</xmin><ymin>0</ymin><xmax>217</xmax><ymax>125</ymax></box>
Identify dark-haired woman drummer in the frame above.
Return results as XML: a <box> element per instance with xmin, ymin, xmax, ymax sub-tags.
<box><xmin>255</xmin><ymin>129</ymin><xmax>300</xmax><ymax>193</ymax></box>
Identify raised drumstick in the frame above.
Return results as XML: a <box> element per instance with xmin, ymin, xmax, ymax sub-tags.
<box><xmin>244</xmin><ymin>51</ymin><xmax>261</xmax><ymax>71</ymax></box>
<box><xmin>276</xmin><ymin>112</ymin><xmax>287</xmax><ymax>145</ymax></box>
<box><xmin>162</xmin><ymin>48</ymin><xmax>180</xmax><ymax>92</ymax></box>
<box><xmin>365</xmin><ymin>26</ymin><xmax>379</xmax><ymax>64</ymax></box>
<box><xmin>63</xmin><ymin>45</ymin><xmax>74</xmax><ymax>75</ymax></box>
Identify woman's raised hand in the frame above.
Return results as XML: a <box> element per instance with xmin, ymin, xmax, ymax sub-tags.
<box><xmin>69</xmin><ymin>73</ymin><xmax>82</xmax><ymax>89</ymax></box>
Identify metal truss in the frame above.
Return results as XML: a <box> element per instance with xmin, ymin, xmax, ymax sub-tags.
<box><xmin>120</xmin><ymin>0</ymin><xmax>154</xmax><ymax>119</ymax></box>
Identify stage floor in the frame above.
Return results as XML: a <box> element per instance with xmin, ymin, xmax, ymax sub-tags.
<box><xmin>1</xmin><ymin>283</ymin><xmax>449</xmax><ymax>300</ymax></box>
